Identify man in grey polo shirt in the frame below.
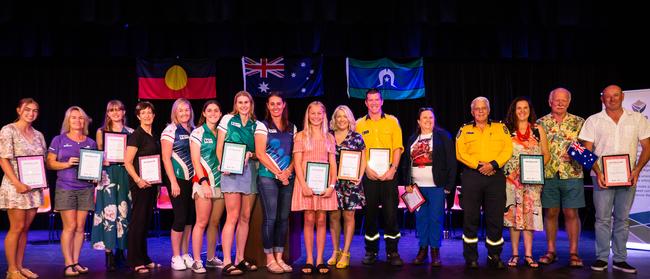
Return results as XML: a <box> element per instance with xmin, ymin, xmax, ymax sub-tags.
<box><xmin>579</xmin><ymin>85</ymin><xmax>650</xmax><ymax>274</ymax></box>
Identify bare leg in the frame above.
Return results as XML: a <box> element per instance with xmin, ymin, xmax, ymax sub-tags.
<box><xmin>523</xmin><ymin>230</ymin><xmax>534</xmax><ymax>257</ymax></box>
<box><xmin>59</xmin><ymin>210</ymin><xmax>78</xmax><ymax>267</ymax></box>
<box><xmin>72</xmin><ymin>210</ymin><xmax>88</xmax><ymax>268</ymax></box>
<box><xmin>181</xmin><ymin>225</ymin><xmax>192</xmax><ymax>255</ymax></box>
<box><xmin>303</xmin><ymin>211</ymin><xmax>316</xmax><ymax>265</ymax></box>
<box><xmin>234</xmin><ymin>194</ymin><xmax>256</xmax><ymax>263</ymax></box>
<box><xmin>222</xmin><ymin>193</ymin><xmax>242</xmax><ymax>265</ymax></box>
<box><xmin>170</xmin><ymin>230</ymin><xmax>183</xmax><ymax>257</ymax></box>
<box><xmin>16</xmin><ymin>209</ymin><xmax>37</xmax><ymax>270</ymax></box>
<box><xmin>543</xmin><ymin>208</ymin><xmax>560</xmax><ymax>253</ymax></box>
<box><xmin>192</xmin><ymin>195</ymin><xmax>212</xmax><ymax>261</ymax></box>
<box><xmin>510</xmin><ymin>228</ymin><xmax>520</xmax><ymax>256</ymax></box>
<box><xmin>206</xmin><ymin>198</ymin><xmax>225</xmax><ymax>260</ymax></box>
<box><xmin>4</xmin><ymin>209</ymin><xmax>26</xmax><ymax>272</ymax></box>
<box><xmin>342</xmin><ymin>210</ymin><xmax>355</xmax><ymax>253</ymax></box>
<box><xmin>315</xmin><ymin>211</ymin><xmax>327</xmax><ymax>266</ymax></box>
<box><xmin>563</xmin><ymin>208</ymin><xmax>581</xmax><ymax>254</ymax></box>
<box><xmin>328</xmin><ymin>210</ymin><xmax>341</xmax><ymax>261</ymax></box>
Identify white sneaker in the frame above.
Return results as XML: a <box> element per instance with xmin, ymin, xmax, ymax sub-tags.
<box><xmin>191</xmin><ymin>260</ymin><xmax>207</xmax><ymax>274</ymax></box>
<box><xmin>205</xmin><ymin>257</ymin><xmax>224</xmax><ymax>268</ymax></box>
<box><xmin>182</xmin><ymin>254</ymin><xmax>194</xmax><ymax>268</ymax></box>
<box><xmin>171</xmin><ymin>255</ymin><xmax>187</xmax><ymax>270</ymax></box>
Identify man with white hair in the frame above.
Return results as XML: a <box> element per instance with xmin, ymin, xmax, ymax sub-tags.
<box><xmin>456</xmin><ymin>96</ymin><xmax>512</xmax><ymax>269</ymax></box>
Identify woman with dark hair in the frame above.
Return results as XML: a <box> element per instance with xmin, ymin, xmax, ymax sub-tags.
<box><xmin>502</xmin><ymin>97</ymin><xmax>550</xmax><ymax>268</ymax></box>
<box><xmin>188</xmin><ymin>100</ymin><xmax>225</xmax><ymax>273</ymax></box>
<box><xmin>254</xmin><ymin>92</ymin><xmax>297</xmax><ymax>274</ymax></box>
<box><xmin>124</xmin><ymin>101</ymin><xmax>161</xmax><ymax>274</ymax></box>
<box><xmin>46</xmin><ymin>106</ymin><xmax>97</xmax><ymax>276</ymax></box>
<box><xmin>91</xmin><ymin>100</ymin><xmax>134</xmax><ymax>271</ymax></box>
<box><xmin>1</xmin><ymin>98</ymin><xmax>46</xmax><ymax>279</ymax></box>
<box><xmin>402</xmin><ymin>107</ymin><xmax>456</xmax><ymax>267</ymax></box>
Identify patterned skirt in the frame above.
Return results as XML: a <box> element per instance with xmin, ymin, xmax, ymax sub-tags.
<box><xmin>91</xmin><ymin>165</ymin><xmax>132</xmax><ymax>250</ymax></box>
<box><xmin>335</xmin><ymin>180</ymin><xmax>366</xmax><ymax>210</ymax></box>
<box><xmin>0</xmin><ymin>177</ymin><xmax>43</xmax><ymax>210</ymax></box>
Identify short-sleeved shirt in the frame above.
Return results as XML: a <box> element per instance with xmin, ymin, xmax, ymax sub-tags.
<box><xmin>578</xmin><ymin>109</ymin><xmax>650</xmax><ymax>170</ymax></box>
<box><xmin>537</xmin><ymin>113</ymin><xmax>585</xmax><ymax>179</ymax></box>
<box><xmin>127</xmin><ymin>126</ymin><xmax>161</xmax><ymax>184</ymax></box>
<box><xmin>161</xmin><ymin>123</ymin><xmax>194</xmax><ymax>180</ymax></box>
<box><xmin>218</xmin><ymin>114</ymin><xmax>258</xmax><ymax>152</ymax></box>
<box><xmin>48</xmin><ymin>134</ymin><xmax>97</xmax><ymax>190</ymax></box>
<box><xmin>190</xmin><ymin>123</ymin><xmax>220</xmax><ymax>187</ymax></box>
<box><xmin>455</xmin><ymin>120</ymin><xmax>513</xmax><ymax>169</ymax></box>
<box><xmin>355</xmin><ymin>113</ymin><xmax>404</xmax><ymax>164</ymax></box>
<box><xmin>0</xmin><ymin>124</ymin><xmax>47</xmax><ymax>187</ymax></box>
<box><xmin>254</xmin><ymin>120</ymin><xmax>297</xmax><ymax>179</ymax></box>
<box><xmin>410</xmin><ymin>132</ymin><xmax>436</xmax><ymax>186</ymax></box>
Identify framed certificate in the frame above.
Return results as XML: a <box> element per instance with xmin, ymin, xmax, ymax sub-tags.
<box><xmin>221</xmin><ymin>142</ymin><xmax>247</xmax><ymax>174</ymax></box>
<box><xmin>338</xmin><ymin>150</ymin><xmax>362</xmax><ymax>180</ymax></box>
<box><xmin>400</xmin><ymin>184</ymin><xmax>426</xmax><ymax>213</ymax></box>
<box><xmin>519</xmin><ymin>154</ymin><xmax>545</xmax><ymax>184</ymax></box>
<box><xmin>16</xmin><ymin>155</ymin><xmax>47</xmax><ymax>188</ymax></box>
<box><xmin>368</xmin><ymin>148</ymin><xmax>390</xmax><ymax>176</ymax></box>
<box><xmin>306</xmin><ymin>162</ymin><xmax>329</xmax><ymax>195</ymax></box>
<box><xmin>139</xmin><ymin>155</ymin><xmax>162</xmax><ymax>184</ymax></box>
<box><xmin>602</xmin><ymin>154</ymin><xmax>632</xmax><ymax>187</ymax></box>
<box><xmin>77</xmin><ymin>149</ymin><xmax>104</xmax><ymax>181</ymax></box>
<box><xmin>104</xmin><ymin>132</ymin><xmax>127</xmax><ymax>163</ymax></box>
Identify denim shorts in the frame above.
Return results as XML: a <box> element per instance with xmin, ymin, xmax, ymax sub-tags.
<box><xmin>541</xmin><ymin>177</ymin><xmax>585</xmax><ymax>209</ymax></box>
<box><xmin>54</xmin><ymin>187</ymin><xmax>95</xmax><ymax>211</ymax></box>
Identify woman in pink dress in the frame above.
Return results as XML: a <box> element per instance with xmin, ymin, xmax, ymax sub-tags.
<box><xmin>292</xmin><ymin>101</ymin><xmax>338</xmax><ymax>275</ymax></box>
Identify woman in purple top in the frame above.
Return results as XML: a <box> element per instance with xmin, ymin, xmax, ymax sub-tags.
<box><xmin>46</xmin><ymin>106</ymin><xmax>97</xmax><ymax>277</ymax></box>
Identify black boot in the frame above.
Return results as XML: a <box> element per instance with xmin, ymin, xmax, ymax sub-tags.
<box><xmin>106</xmin><ymin>251</ymin><xmax>116</xmax><ymax>272</ymax></box>
<box><xmin>413</xmin><ymin>247</ymin><xmax>428</xmax><ymax>265</ymax></box>
<box><xmin>430</xmin><ymin>247</ymin><xmax>441</xmax><ymax>267</ymax></box>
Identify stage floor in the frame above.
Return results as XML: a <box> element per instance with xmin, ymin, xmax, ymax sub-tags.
<box><xmin>1</xmin><ymin>229</ymin><xmax>647</xmax><ymax>278</ymax></box>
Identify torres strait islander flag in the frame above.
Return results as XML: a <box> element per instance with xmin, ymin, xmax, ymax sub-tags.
<box><xmin>346</xmin><ymin>57</ymin><xmax>425</xmax><ymax>100</ymax></box>
<box><xmin>137</xmin><ymin>58</ymin><xmax>216</xmax><ymax>99</ymax></box>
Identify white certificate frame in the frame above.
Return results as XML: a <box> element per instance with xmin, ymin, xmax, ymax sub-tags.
<box><xmin>16</xmin><ymin>155</ymin><xmax>48</xmax><ymax>188</ymax></box>
<box><xmin>306</xmin><ymin>162</ymin><xmax>329</xmax><ymax>195</ymax></box>
<box><xmin>602</xmin><ymin>154</ymin><xmax>632</xmax><ymax>187</ymax></box>
<box><xmin>519</xmin><ymin>154</ymin><xmax>545</xmax><ymax>185</ymax></box>
<box><xmin>103</xmin><ymin>132</ymin><xmax>127</xmax><ymax>163</ymax></box>
<box><xmin>338</xmin><ymin>150</ymin><xmax>362</xmax><ymax>180</ymax></box>
<box><xmin>401</xmin><ymin>183</ymin><xmax>426</xmax><ymax>213</ymax></box>
<box><xmin>77</xmin><ymin>149</ymin><xmax>104</xmax><ymax>181</ymax></box>
<box><xmin>139</xmin><ymin>155</ymin><xmax>162</xmax><ymax>184</ymax></box>
<box><xmin>368</xmin><ymin>148</ymin><xmax>391</xmax><ymax>176</ymax></box>
<box><xmin>221</xmin><ymin>142</ymin><xmax>247</xmax><ymax>175</ymax></box>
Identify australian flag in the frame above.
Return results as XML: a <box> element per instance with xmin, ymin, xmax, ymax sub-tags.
<box><xmin>567</xmin><ymin>142</ymin><xmax>598</xmax><ymax>170</ymax></box>
<box><xmin>242</xmin><ymin>56</ymin><xmax>324</xmax><ymax>98</ymax></box>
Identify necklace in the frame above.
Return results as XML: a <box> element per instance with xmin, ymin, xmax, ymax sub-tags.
<box><xmin>516</xmin><ymin>124</ymin><xmax>531</xmax><ymax>141</ymax></box>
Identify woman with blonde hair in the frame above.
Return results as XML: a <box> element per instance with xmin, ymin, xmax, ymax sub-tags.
<box><xmin>161</xmin><ymin>98</ymin><xmax>196</xmax><ymax>270</ymax></box>
<box><xmin>46</xmin><ymin>106</ymin><xmax>97</xmax><ymax>276</ymax></box>
<box><xmin>217</xmin><ymin>91</ymin><xmax>260</xmax><ymax>275</ymax></box>
<box><xmin>292</xmin><ymin>101</ymin><xmax>338</xmax><ymax>275</ymax></box>
<box><xmin>326</xmin><ymin>105</ymin><xmax>366</xmax><ymax>269</ymax></box>
<box><xmin>91</xmin><ymin>100</ymin><xmax>134</xmax><ymax>271</ymax></box>
<box><xmin>1</xmin><ymin>98</ymin><xmax>47</xmax><ymax>279</ymax></box>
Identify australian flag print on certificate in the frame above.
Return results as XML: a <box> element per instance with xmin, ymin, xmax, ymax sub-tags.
<box><xmin>242</xmin><ymin>56</ymin><xmax>323</xmax><ymax>98</ymax></box>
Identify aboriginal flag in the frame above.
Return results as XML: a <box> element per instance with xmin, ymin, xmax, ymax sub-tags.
<box><xmin>137</xmin><ymin>58</ymin><xmax>216</xmax><ymax>99</ymax></box>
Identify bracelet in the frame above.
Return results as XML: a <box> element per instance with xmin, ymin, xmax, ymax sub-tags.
<box><xmin>198</xmin><ymin>177</ymin><xmax>209</xmax><ymax>185</ymax></box>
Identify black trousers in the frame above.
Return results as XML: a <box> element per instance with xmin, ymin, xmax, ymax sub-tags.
<box><xmin>127</xmin><ymin>184</ymin><xmax>157</xmax><ymax>267</ymax></box>
<box><xmin>362</xmin><ymin>177</ymin><xmax>401</xmax><ymax>254</ymax></box>
<box><xmin>460</xmin><ymin>169</ymin><xmax>506</xmax><ymax>261</ymax></box>
<box><xmin>166</xmin><ymin>179</ymin><xmax>196</xmax><ymax>232</ymax></box>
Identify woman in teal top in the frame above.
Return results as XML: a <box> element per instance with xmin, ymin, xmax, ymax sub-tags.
<box><xmin>91</xmin><ymin>100</ymin><xmax>133</xmax><ymax>272</ymax></box>
<box><xmin>188</xmin><ymin>100</ymin><xmax>225</xmax><ymax>273</ymax></box>
<box><xmin>216</xmin><ymin>91</ymin><xmax>260</xmax><ymax>275</ymax></box>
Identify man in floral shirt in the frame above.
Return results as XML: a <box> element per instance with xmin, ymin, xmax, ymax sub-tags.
<box><xmin>536</xmin><ymin>88</ymin><xmax>586</xmax><ymax>267</ymax></box>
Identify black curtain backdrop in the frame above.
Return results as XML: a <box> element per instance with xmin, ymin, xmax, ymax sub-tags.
<box><xmin>2</xmin><ymin>0</ymin><xmax>650</xmax><ymax>229</ymax></box>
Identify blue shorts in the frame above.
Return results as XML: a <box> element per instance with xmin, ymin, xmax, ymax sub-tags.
<box><xmin>541</xmin><ymin>176</ymin><xmax>585</xmax><ymax>209</ymax></box>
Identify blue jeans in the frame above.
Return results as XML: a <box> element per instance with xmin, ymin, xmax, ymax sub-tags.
<box><xmin>258</xmin><ymin>176</ymin><xmax>294</xmax><ymax>253</ymax></box>
<box><xmin>415</xmin><ymin>187</ymin><xmax>445</xmax><ymax>248</ymax></box>
<box><xmin>592</xmin><ymin>177</ymin><xmax>636</xmax><ymax>262</ymax></box>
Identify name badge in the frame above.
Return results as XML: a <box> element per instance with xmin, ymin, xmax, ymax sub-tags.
<box><xmin>466</xmin><ymin>131</ymin><xmax>474</xmax><ymax>135</ymax></box>
<box><xmin>179</xmin><ymin>135</ymin><xmax>190</xmax><ymax>140</ymax></box>
<box><xmin>203</xmin><ymin>138</ymin><xmax>213</xmax><ymax>144</ymax></box>
<box><xmin>231</xmin><ymin>122</ymin><xmax>241</xmax><ymax>128</ymax></box>
<box><xmin>269</xmin><ymin>129</ymin><xmax>278</xmax><ymax>133</ymax></box>
<box><xmin>362</xmin><ymin>130</ymin><xmax>369</xmax><ymax>135</ymax></box>
<box><xmin>63</xmin><ymin>144</ymin><xmax>72</xmax><ymax>148</ymax></box>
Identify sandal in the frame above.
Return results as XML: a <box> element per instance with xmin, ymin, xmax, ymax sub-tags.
<box><xmin>73</xmin><ymin>263</ymin><xmax>89</xmax><ymax>274</ymax></box>
<box><xmin>133</xmin><ymin>266</ymin><xmax>150</xmax><ymax>274</ymax></box>
<box><xmin>524</xmin><ymin>256</ymin><xmax>539</xmax><ymax>268</ymax></box>
<box><xmin>538</xmin><ymin>251</ymin><xmax>557</xmax><ymax>265</ymax></box>
<box><xmin>265</xmin><ymin>260</ymin><xmax>284</xmax><ymax>274</ymax></box>
<box><xmin>507</xmin><ymin>255</ymin><xmax>519</xmax><ymax>267</ymax></box>
<box><xmin>327</xmin><ymin>250</ymin><xmax>341</xmax><ymax>265</ymax></box>
<box><xmin>20</xmin><ymin>268</ymin><xmax>39</xmax><ymax>279</ymax></box>
<box><xmin>276</xmin><ymin>260</ymin><xmax>293</xmax><ymax>272</ymax></box>
<box><xmin>63</xmin><ymin>265</ymin><xmax>79</xmax><ymax>277</ymax></box>
<box><xmin>145</xmin><ymin>262</ymin><xmax>161</xmax><ymax>269</ymax></box>
<box><xmin>336</xmin><ymin>251</ymin><xmax>351</xmax><ymax>269</ymax></box>
<box><xmin>222</xmin><ymin>263</ymin><xmax>243</xmax><ymax>276</ymax></box>
<box><xmin>236</xmin><ymin>260</ymin><xmax>258</xmax><ymax>271</ymax></box>
<box><xmin>7</xmin><ymin>270</ymin><xmax>28</xmax><ymax>279</ymax></box>
<box><xmin>568</xmin><ymin>253</ymin><xmax>583</xmax><ymax>268</ymax></box>
<box><xmin>316</xmin><ymin>263</ymin><xmax>330</xmax><ymax>274</ymax></box>
<box><xmin>301</xmin><ymin>263</ymin><xmax>315</xmax><ymax>274</ymax></box>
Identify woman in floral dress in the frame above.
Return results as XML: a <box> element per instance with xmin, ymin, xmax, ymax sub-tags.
<box><xmin>503</xmin><ymin>97</ymin><xmax>550</xmax><ymax>268</ymax></box>
<box><xmin>91</xmin><ymin>100</ymin><xmax>134</xmax><ymax>271</ymax></box>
